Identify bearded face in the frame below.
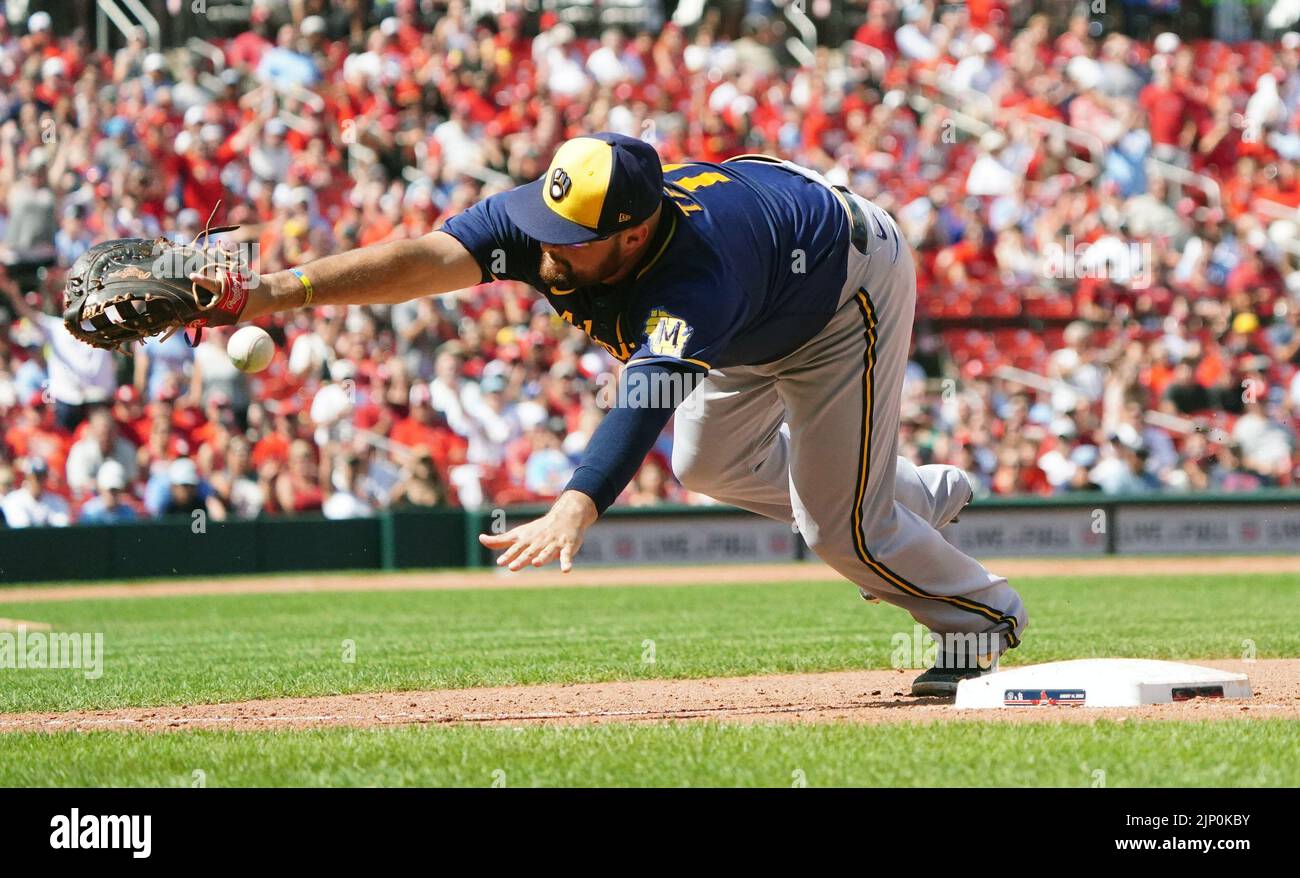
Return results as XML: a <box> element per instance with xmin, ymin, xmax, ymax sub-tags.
<box><xmin>538</xmin><ymin>236</ymin><xmax>630</xmax><ymax>288</ymax></box>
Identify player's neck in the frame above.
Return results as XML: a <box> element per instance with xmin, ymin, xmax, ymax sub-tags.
<box><xmin>602</xmin><ymin>209</ymin><xmax>664</xmax><ymax>286</ymax></box>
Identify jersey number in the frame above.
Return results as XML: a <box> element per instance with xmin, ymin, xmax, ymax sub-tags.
<box><xmin>666</xmin><ymin>171</ymin><xmax>730</xmax><ymax>216</ymax></box>
<box><xmin>672</xmin><ymin>171</ymin><xmax>731</xmax><ymax>191</ymax></box>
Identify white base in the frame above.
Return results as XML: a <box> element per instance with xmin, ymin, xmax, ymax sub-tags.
<box><xmin>954</xmin><ymin>659</ymin><xmax>1251</xmax><ymax>709</ymax></box>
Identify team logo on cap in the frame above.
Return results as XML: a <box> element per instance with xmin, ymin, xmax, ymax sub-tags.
<box><xmin>549</xmin><ymin>168</ymin><xmax>573</xmax><ymax>202</ymax></box>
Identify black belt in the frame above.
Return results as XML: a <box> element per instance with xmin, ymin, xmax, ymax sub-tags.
<box><xmin>833</xmin><ymin>185</ymin><xmax>873</xmax><ymax>256</ymax></box>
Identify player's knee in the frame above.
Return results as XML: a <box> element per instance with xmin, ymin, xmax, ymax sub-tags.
<box><xmin>671</xmin><ymin>445</ymin><xmax>727</xmax><ymax>495</ymax></box>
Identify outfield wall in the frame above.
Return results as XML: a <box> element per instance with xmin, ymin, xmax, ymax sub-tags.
<box><xmin>1</xmin><ymin>492</ymin><xmax>1296</xmax><ymax>584</ymax></box>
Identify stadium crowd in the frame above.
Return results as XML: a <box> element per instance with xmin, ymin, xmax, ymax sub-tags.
<box><xmin>1</xmin><ymin>0</ymin><xmax>1298</xmax><ymax>527</ymax></box>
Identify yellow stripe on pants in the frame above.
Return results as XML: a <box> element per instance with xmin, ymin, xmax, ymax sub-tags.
<box><xmin>850</xmin><ymin>289</ymin><xmax>1021</xmax><ymax>648</ymax></box>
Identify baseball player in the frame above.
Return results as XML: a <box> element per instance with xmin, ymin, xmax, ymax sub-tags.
<box><xmin>170</xmin><ymin>133</ymin><xmax>1028</xmax><ymax>695</ymax></box>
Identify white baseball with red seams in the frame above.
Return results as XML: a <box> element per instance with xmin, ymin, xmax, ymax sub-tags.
<box><xmin>227</xmin><ymin>325</ymin><xmax>275</xmax><ymax>373</ymax></box>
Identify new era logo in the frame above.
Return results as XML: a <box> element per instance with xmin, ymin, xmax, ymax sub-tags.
<box><xmin>618</xmin><ymin>213</ymin><xmax>631</xmax><ymax>222</ymax></box>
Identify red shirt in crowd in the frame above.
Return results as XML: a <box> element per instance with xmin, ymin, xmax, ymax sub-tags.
<box><xmin>1139</xmin><ymin>83</ymin><xmax>1190</xmax><ymax>146</ymax></box>
<box><xmin>389</xmin><ymin>417</ymin><xmax>466</xmax><ymax>476</ymax></box>
<box><xmin>252</xmin><ymin>432</ymin><xmax>291</xmax><ymax>470</ymax></box>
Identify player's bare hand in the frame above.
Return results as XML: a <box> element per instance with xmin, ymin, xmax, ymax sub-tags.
<box><xmin>188</xmin><ymin>271</ymin><xmax>223</xmax><ymax>297</ymax></box>
<box><xmin>189</xmin><ymin>267</ymin><xmax>272</xmax><ymax>321</ymax></box>
<box><xmin>479</xmin><ymin>490</ymin><xmax>598</xmax><ymax>573</ymax></box>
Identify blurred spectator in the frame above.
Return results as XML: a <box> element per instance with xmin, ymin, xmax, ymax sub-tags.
<box><xmin>323</xmin><ymin>454</ymin><xmax>374</xmax><ymax>519</ymax></box>
<box><xmin>193</xmin><ymin>328</ymin><xmax>252</xmax><ymax>413</ymax></box>
<box><xmin>390</xmin><ymin>447</ymin><xmax>448</xmax><ymax>508</ymax></box>
<box><xmin>1232</xmin><ymin>400</ymin><xmax>1296</xmax><ymax>475</ymax></box>
<box><xmin>274</xmin><ymin>439</ymin><xmax>324</xmax><ymax>514</ymax></box>
<box><xmin>1089</xmin><ymin>442</ymin><xmax>1159</xmax><ymax>494</ymax></box>
<box><xmin>523</xmin><ymin>417</ymin><xmax>575</xmax><ymax>497</ymax></box>
<box><xmin>391</xmin><ymin>382</ymin><xmax>464</xmax><ymax>478</ymax></box>
<box><xmin>2</xmin><ymin>266</ymin><xmax>116</xmax><ymax>432</ymax></box>
<box><xmin>0</xmin><ymin>2</ymin><xmax>1296</xmax><ymax>530</ymax></box>
<box><xmin>464</xmin><ymin>373</ymin><xmax>523</xmax><ymax>467</ymax></box>
<box><xmin>1163</xmin><ymin>360</ymin><xmax>1214</xmax><ymax>414</ymax></box>
<box><xmin>146</xmin><ymin>457</ymin><xmax>223</xmax><ymax>519</ymax></box>
<box><xmin>77</xmin><ymin>460</ymin><xmax>140</xmax><ymax>524</ymax></box>
<box><xmin>0</xmin><ymin>128</ymin><xmax>57</xmax><ymax>263</ymax></box>
<box><xmin>65</xmin><ymin>406</ymin><xmax>138</xmax><ymax>496</ymax></box>
<box><xmin>1213</xmin><ymin>445</ymin><xmax>1270</xmax><ymax>491</ymax></box>
<box><xmin>135</xmin><ymin>331</ymin><xmax>199</xmax><ymax>405</ymax></box>
<box><xmin>626</xmin><ymin>456</ymin><xmax>674</xmax><ymax>506</ymax></box>
<box><xmin>1</xmin><ymin>457</ymin><xmax>70</xmax><ymax>527</ymax></box>
<box><xmin>208</xmin><ymin>434</ymin><xmax>264</xmax><ymax>519</ymax></box>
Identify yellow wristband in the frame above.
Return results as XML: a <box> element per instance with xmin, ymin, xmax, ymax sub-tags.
<box><xmin>290</xmin><ymin>268</ymin><xmax>314</xmax><ymax>306</ymax></box>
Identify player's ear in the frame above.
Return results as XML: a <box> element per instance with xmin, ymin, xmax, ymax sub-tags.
<box><xmin>625</xmin><ymin>206</ymin><xmax>661</xmax><ymax>247</ymax></box>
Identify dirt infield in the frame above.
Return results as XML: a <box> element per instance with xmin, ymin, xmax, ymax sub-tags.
<box><xmin>1</xmin><ymin>555</ymin><xmax>1297</xmax><ymax>604</ymax></box>
<box><xmin>2</xmin><ymin>559</ymin><xmax>1294</xmax><ymax>734</ymax></box>
<box><xmin>2</xmin><ymin>659</ymin><xmax>1295</xmax><ymax>733</ymax></box>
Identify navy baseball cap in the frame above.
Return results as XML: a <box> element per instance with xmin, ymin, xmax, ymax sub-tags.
<box><xmin>500</xmin><ymin>132</ymin><xmax>664</xmax><ymax>245</ymax></box>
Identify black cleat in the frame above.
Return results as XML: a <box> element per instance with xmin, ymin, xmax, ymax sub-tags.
<box><xmin>911</xmin><ymin>651</ymin><xmax>998</xmax><ymax>697</ymax></box>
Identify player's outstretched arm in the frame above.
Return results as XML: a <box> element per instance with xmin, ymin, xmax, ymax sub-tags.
<box><xmin>200</xmin><ymin>230</ymin><xmax>485</xmax><ymax>321</ymax></box>
<box><xmin>476</xmin><ymin>362</ymin><xmax>694</xmax><ymax>573</ymax></box>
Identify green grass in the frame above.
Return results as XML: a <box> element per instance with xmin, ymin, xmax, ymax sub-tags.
<box><xmin>1</xmin><ymin>720</ymin><xmax>1296</xmax><ymax>787</ymax></box>
<box><xmin>0</xmin><ymin>573</ymin><xmax>1295</xmax><ymax>714</ymax></box>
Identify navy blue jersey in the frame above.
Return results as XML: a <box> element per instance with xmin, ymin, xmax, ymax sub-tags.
<box><xmin>440</xmin><ymin>157</ymin><xmax>855</xmax><ymax>371</ymax></box>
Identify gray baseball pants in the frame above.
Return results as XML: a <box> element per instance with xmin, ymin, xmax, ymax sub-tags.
<box><xmin>670</xmin><ymin>177</ymin><xmax>1028</xmax><ymax>651</ymax></box>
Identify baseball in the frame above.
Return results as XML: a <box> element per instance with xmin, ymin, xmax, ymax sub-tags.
<box><xmin>227</xmin><ymin>326</ymin><xmax>275</xmax><ymax>373</ymax></box>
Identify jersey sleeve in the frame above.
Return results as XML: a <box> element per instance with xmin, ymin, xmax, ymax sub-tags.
<box><xmin>437</xmin><ymin>193</ymin><xmax>538</xmax><ymax>285</ymax></box>
<box><xmin>626</xmin><ymin>274</ymin><xmax>748</xmax><ymax>372</ymax></box>
<box><xmin>566</xmin><ymin>361</ymin><xmax>693</xmax><ymax>515</ymax></box>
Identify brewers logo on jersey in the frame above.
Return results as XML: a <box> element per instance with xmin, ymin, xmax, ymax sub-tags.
<box><xmin>645</xmin><ymin>309</ymin><xmax>692</xmax><ymax>359</ymax></box>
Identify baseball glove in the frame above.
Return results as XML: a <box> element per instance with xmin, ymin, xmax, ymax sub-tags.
<box><xmin>63</xmin><ymin>224</ymin><xmax>251</xmax><ymax>351</ymax></box>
